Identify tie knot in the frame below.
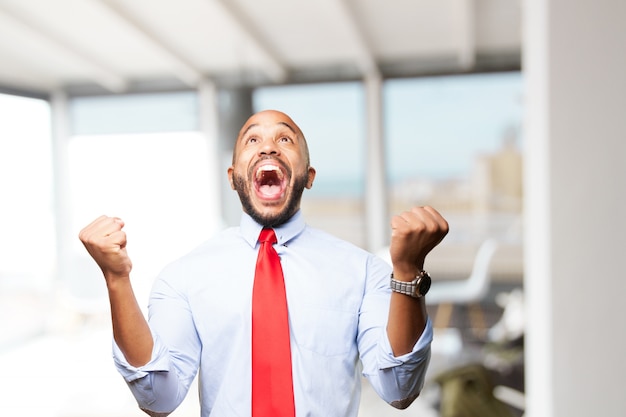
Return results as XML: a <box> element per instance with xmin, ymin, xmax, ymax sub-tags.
<box><xmin>258</xmin><ymin>228</ymin><xmax>277</xmax><ymax>244</ymax></box>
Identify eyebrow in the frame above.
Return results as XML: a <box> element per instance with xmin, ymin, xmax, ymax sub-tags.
<box><xmin>241</xmin><ymin>121</ymin><xmax>297</xmax><ymax>137</ymax></box>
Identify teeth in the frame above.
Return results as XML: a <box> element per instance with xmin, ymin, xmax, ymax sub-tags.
<box><xmin>256</xmin><ymin>164</ymin><xmax>283</xmax><ymax>179</ymax></box>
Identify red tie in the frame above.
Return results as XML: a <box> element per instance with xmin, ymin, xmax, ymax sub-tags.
<box><xmin>252</xmin><ymin>228</ymin><xmax>295</xmax><ymax>417</ymax></box>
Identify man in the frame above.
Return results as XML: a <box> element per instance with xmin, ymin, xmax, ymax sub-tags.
<box><xmin>79</xmin><ymin>110</ymin><xmax>448</xmax><ymax>417</ymax></box>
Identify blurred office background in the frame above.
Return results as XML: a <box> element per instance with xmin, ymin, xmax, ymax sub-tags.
<box><xmin>0</xmin><ymin>1</ymin><xmax>624</xmax><ymax>416</ymax></box>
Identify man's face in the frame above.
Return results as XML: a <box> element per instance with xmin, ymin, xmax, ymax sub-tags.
<box><xmin>228</xmin><ymin>110</ymin><xmax>316</xmax><ymax>227</ymax></box>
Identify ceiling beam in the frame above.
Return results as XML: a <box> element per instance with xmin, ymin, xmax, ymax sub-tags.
<box><xmin>211</xmin><ymin>0</ymin><xmax>287</xmax><ymax>83</ymax></box>
<box><xmin>329</xmin><ymin>0</ymin><xmax>380</xmax><ymax>78</ymax></box>
<box><xmin>96</xmin><ymin>0</ymin><xmax>205</xmax><ymax>88</ymax></box>
<box><xmin>0</xmin><ymin>81</ymin><xmax>50</xmax><ymax>100</ymax></box>
<box><xmin>0</xmin><ymin>3</ymin><xmax>127</xmax><ymax>93</ymax></box>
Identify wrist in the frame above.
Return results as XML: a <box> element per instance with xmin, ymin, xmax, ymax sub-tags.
<box><xmin>390</xmin><ymin>262</ymin><xmax>424</xmax><ymax>281</ymax></box>
<box><xmin>390</xmin><ymin>270</ymin><xmax>431</xmax><ymax>298</ymax></box>
<box><xmin>104</xmin><ymin>273</ymin><xmax>132</xmax><ymax>291</ymax></box>
<box><xmin>390</xmin><ymin>269</ymin><xmax>419</xmax><ymax>282</ymax></box>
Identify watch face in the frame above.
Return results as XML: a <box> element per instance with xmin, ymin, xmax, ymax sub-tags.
<box><xmin>418</xmin><ymin>273</ymin><xmax>431</xmax><ymax>296</ymax></box>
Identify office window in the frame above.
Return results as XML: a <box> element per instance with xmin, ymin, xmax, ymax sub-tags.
<box><xmin>0</xmin><ymin>93</ymin><xmax>54</xmax><ymax>347</ymax></box>
<box><xmin>385</xmin><ymin>72</ymin><xmax>524</xmax><ymax>280</ymax></box>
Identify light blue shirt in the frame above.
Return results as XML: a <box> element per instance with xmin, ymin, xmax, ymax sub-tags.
<box><xmin>113</xmin><ymin>210</ymin><xmax>433</xmax><ymax>417</ymax></box>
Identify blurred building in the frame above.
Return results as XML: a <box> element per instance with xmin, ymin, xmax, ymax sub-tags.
<box><xmin>472</xmin><ymin>127</ymin><xmax>523</xmax><ymax>213</ymax></box>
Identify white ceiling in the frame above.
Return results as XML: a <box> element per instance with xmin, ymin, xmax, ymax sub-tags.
<box><xmin>0</xmin><ymin>0</ymin><xmax>521</xmax><ymax>97</ymax></box>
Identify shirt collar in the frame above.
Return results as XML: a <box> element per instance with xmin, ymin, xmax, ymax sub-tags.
<box><xmin>240</xmin><ymin>210</ymin><xmax>305</xmax><ymax>248</ymax></box>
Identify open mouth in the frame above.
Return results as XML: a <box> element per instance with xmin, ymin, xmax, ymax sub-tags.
<box><xmin>254</xmin><ymin>163</ymin><xmax>287</xmax><ymax>200</ymax></box>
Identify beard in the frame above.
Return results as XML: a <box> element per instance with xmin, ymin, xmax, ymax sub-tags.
<box><xmin>232</xmin><ymin>171</ymin><xmax>308</xmax><ymax>228</ymax></box>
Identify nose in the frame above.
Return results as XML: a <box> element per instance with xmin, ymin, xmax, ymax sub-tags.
<box><xmin>259</xmin><ymin>138</ymin><xmax>280</xmax><ymax>156</ymax></box>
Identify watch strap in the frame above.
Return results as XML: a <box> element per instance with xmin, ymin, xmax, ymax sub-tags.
<box><xmin>390</xmin><ymin>270</ymin><xmax>430</xmax><ymax>298</ymax></box>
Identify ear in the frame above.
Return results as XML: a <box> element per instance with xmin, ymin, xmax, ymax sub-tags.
<box><xmin>227</xmin><ymin>166</ymin><xmax>236</xmax><ymax>190</ymax></box>
<box><xmin>305</xmin><ymin>166</ymin><xmax>316</xmax><ymax>189</ymax></box>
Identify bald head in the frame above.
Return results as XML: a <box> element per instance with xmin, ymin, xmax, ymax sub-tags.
<box><xmin>232</xmin><ymin>110</ymin><xmax>311</xmax><ymax>166</ymax></box>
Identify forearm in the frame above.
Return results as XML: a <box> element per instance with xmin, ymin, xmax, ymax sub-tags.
<box><xmin>107</xmin><ymin>275</ymin><xmax>154</xmax><ymax>367</ymax></box>
<box><xmin>386</xmin><ymin>269</ymin><xmax>428</xmax><ymax>356</ymax></box>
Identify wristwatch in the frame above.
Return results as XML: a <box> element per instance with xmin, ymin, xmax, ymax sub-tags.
<box><xmin>390</xmin><ymin>270</ymin><xmax>431</xmax><ymax>298</ymax></box>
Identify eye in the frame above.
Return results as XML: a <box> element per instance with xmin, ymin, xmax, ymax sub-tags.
<box><xmin>245</xmin><ymin>136</ymin><xmax>259</xmax><ymax>145</ymax></box>
<box><xmin>278</xmin><ymin>136</ymin><xmax>293</xmax><ymax>143</ymax></box>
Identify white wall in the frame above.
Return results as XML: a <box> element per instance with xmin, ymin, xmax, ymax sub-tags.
<box><xmin>524</xmin><ymin>1</ymin><xmax>626</xmax><ymax>416</ymax></box>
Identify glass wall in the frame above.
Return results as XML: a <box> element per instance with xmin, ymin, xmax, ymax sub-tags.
<box><xmin>0</xmin><ymin>73</ymin><xmax>524</xmax><ymax>344</ymax></box>
<box><xmin>385</xmin><ymin>72</ymin><xmax>524</xmax><ymax>281</ymax></box>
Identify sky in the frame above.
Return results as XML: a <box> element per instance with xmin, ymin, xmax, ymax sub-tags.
<box><xmin>384</xmin><ymin>72</ymin><xmax>523</xmax><ymax>180</ymax></box>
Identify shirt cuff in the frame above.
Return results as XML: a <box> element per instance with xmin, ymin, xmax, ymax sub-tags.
<box><xmin>378</xmin><ymin>316</ymin><xmax>433</xmax><ymax>370</ymax></box>
<box><xmin>112</xmin><ymin>331</ymin><xmax>171</xmax><ymax>382</ymax></box>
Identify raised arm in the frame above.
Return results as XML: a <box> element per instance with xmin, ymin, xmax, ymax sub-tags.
<box><xmin>386</xmin><ymin>206</ymin><xmax>448</xmax><ymax>356</ymax></box>
<box><xmin>79</xmin><ymin>215</ymin><xmax>153</xmax><ymax>367</ymax></box>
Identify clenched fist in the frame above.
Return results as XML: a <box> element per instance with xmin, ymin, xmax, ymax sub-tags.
<box><xmin>389</xmin><ymin>206</ymin><xmax>449</xmax><ymax>278</ymax></box>
<box><xmin>79</xmin><ymin>215</ymin><xmax>133</xmax><ymax>281</ymax></box>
